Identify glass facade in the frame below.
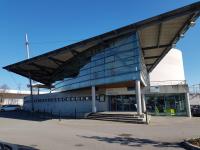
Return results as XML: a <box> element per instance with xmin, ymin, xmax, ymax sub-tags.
<box><xmin>53</xmin><ymin>32</ymin><xmax>148</xmax><ymax>92</ymax></box>
<box><xmin>140</xmin><ymin>49</ymin><xmax>149</xmax><ymax>85</ymax></box>
<box><xmin>146</xmin><ymin>94</ymin><xmax>187</xmax><ymax>116</ymax></box>
<box><xmin>109</xmin><ymin>95</ymin><xmax>137</xmax><ymax>111</ymax></box>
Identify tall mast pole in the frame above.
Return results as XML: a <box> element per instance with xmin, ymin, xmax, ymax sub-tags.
<box><xmin>25</xmin><ymin>34</ymin><xmax>30</xmax><ymax>59</ymax></box>
<box><xmin>25</xmin><ymin>33</ymin><xmax>34</xmax><ymax>112</ymax></box>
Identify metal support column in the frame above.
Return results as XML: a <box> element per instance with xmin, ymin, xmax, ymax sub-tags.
<box><xmin>29</xmin><ymin>74</ymin><xmax>34</xmax><ymax>112</ymax></box>
<box><xmin>37</xmin><ymin>88</ymin><xmax>40</xmax><ymax>95</ymax></box>
<box><xmin>185</xmin><ymin>92</ymin><xmax>192</xmax><ymax>118</ymax></box>
<box><xmin>136</xmin><ymin>80</ymin><xmax>142</xmax><ymax>115</ymax></box>
<box><xmin>92</xmin><ymin>86</ymin><xmax>96</xmax><ymax>113</ymax></box>
<box><xmin>141</xmin><ymin>93</ymin><xmax>146</xmax><ymax>113</ymax></box>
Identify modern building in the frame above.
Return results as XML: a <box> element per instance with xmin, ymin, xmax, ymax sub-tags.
<box><xmin>0</xmin><ymin>89</ymin><xmax>30</xmax><ymax>106</ymax></box>
<box><xmin>3</xmin><ymin>2</ymin><xmax>200</xmax><ymax>118</ymax></box>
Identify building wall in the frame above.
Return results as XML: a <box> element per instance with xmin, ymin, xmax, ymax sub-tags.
<box><xmin>148</xmin><ymin>85</ymin><xmax>188</xmax><ymax>94</ymax></box>
<box><xmin>150</xmin><ymin>48</ymin><xmax>185</xmax><ymax>86</ymax></box>
<box><xmin>0</xmin><ymin>89</ymin><xmax>29</xmax><ymax>106</ymax></box>
<box><xmin>0</xmin><ymin>98</ymin><xmax>23</xmax><ymax>106</ymax></box>
<box><xmin>24</xmin><ymin>85</ymin><xmax>189</xmax><ymax>116</ymax></box>
<box><xmin>24</xmin><ymin>88</ymin><xmax>109</xmax><ymax>117</ymax></box>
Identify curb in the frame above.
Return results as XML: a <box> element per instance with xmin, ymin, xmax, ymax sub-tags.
<box><xmin>183</xmin><ymin>141</ymin><xmax>200</xmax><ymax>150</ymax></box>
<box><xmin>0</xmin><ymin>141</ymin><xmax>18</xmax><ymax>150</ymax></box>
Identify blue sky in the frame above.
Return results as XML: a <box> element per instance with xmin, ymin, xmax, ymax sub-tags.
<box><xmin>0</xmin><ymin>0</ymin><xmax>200</xmax><ymax>90</ymax></box>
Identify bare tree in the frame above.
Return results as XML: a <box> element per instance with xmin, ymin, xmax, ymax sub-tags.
<box><xmin>0</xmin><ymin>84</ymin><xmax>10</xmax><ymax>93</ymax></box>
<box><xmin>0</xmin><ymin>84</ymin><xmax>10</xmax><ymax>105</ymax></box>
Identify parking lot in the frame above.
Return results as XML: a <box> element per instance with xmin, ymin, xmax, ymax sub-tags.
<box><xmin>0</xmin><ymin>111</ymin><xmax>200</xmax><ymax>150</ymax></box>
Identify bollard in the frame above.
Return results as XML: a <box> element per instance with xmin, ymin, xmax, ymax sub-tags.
<box><xmin>145</xmin><ymin>111</ymin><xmax>148</xmax><ymax>124</ymax></box>
<box><xmin>51</xmin><ymin>109</ymin><xmax>53</xmax><ymax>119</ymax></box>
<box><xmin>74</xmin><ymin>107</ymin><xmax>77</xmax><ymax>119</ymax></box>
<box><xmin>59</xmin><ymin>111</ymin><xmax>61</xmax><ymax>121</ymax></box>
<box><xmin>44</xmin><ymin>109</ymin><xmax>45</xmax><ymax>117</ymax></box>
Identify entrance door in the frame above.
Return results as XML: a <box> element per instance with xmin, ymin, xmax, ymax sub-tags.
<box><xmin>109</xmin><ymin>95</ymin><xmax>136</xmax><ymax>111</ymax></box>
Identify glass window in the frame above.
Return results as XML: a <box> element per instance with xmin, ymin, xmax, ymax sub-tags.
<box><xmin>105</xmin><ymin>48</ymin><xmax>115</xmax><ymax>57</ymax></box>
<box><xmin>71</xmin><ymin>97</ymin><xmax>75</xmax><ymax>101</ymax></box>
<box><xmin>117</xmin><ymin>43</ymin><xmax>134</xmax><ymax>52</ymax></box>
<box><xmin>116</xmin><ymin>51</ymin><xmax>134</xmax><ymax>59</ymax></box>
<box><xmin>79</xmin><ymin>81</ymin><xmax>90</xmax><ymax>87</ymax></box>
<box><xmin>95</xmin><ymin>58</ymin><xmax>104</xmax><ymax>66</ymax></box>
<box><xmin>85</xmin><ymin>96</ymin><xmax>92</xmax><ymax>101</ymax></box>
<box><xmin>76</xmin><ymin>97</ymin><xmax>80</xmax><ymax>101</ymax></box>
<box><xmin>91</xmin><ymin>52</ymin><xmax>104</xmax><ymax>61</ymax></box>
<box><xmin>96</xmin><ymin>96</ymin><xmax>100</xmax><ymax>100</ymax></box>
<box><xmin>99</xmin><ymin>95</ymin><xmax>105</xmax><ymax>102</ymax></box>
<box><xmin>105</xmin><ymin>56</ymin><xmax>114</xmax><ymax>63</ymax></box>
<box><xmin>105</xmin><ymin>62</ymin><xmax>114</xmax><ymax>70</ymax></box>
<box><xmin>92</xmin><ymin>71</ymin><xmax>105</xmax><ymax>79</ymax></box>
<box><xmin>91</xmin><ymin>65</ymin><xmax>104</xmax><ymax>73</ymax></box>
<box><xmin>79</xmin><ymin>68</ymin><xmax>90</xmax><ymax>76</ymax></box>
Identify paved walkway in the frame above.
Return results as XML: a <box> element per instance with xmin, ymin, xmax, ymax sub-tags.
<box><xmin>0</xmin><ymin>112</ymin><xmax>200</xmax><ymax>150</ymax></box>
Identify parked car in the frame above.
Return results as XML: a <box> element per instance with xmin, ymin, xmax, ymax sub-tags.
<box><xmin>0</xmin><ymin>105</ymin><xmax>22</xmax><ymax>112</ymax></box>
<box><xmin>191</xmin><ymin>105</ymin><xmax>200</xmax><ymax>117</ymax></box>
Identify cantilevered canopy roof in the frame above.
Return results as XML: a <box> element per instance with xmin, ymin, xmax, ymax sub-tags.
<box><xmin>3</xmin><ymin>2</ymin><xmax>200</xmax><ymax>86</ymax></box>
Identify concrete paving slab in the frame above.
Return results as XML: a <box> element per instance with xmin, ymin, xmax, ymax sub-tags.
<box><xmin>0</xmin><ymin>112</ymin><xmax>200</xmax><ymax>150</ymax></box>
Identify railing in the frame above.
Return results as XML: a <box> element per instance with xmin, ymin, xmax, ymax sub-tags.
<box><xmin>189</xmin><ymin>84</ymin><xmax>200</xmax><ymax>94</ymax></box>
<box><xmin>150</xmin><ymin>80</ymin><xmax>186</xmax><ymax>86</ymax></box>
<box><xmin>143</xmin><ymin>80</ymin><xmax>188</xmax><ymax>93</ymax></box>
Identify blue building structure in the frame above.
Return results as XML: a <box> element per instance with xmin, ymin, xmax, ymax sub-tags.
<box><xmin>54</xmin><ymin>33</ymin><xmax>148</xmax><ymax>92</ymax></box>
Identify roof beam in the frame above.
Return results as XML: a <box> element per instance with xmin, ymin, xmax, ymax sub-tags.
<box><xmin>12</xmin><ymin>66</ymin><xmax>45</xmax><ymax>74</ymax></box>
<box><xmin>156</xmin><ymin>23</ymin><xmax>162</xmax><ymax>47</ymax></box>
<box><xmin>30</xmin><ymin>63</ymin><xmax>55</xmax><ymax>71</ymax></box>
<box><xmin>144</xmin><ymin>55</ymin><xmax>161</xmax><ymax>59</ymax></box>
<box><xmin>29</xmin><ymin>63</ymin><xmax>54</xmax><ymax>74</ymax></box>
<box><xmin>146</xmin><ymin>63</ymin><xmax>154</xmax><ymax>66</ymax></box>
<box><xmin>48</xmin><ymin>57</ymin><xmax>65</xmax><ymax>66</ymax></box>
<box><xmin>148</xmin><ymin>13</ymin><xmax>198</xmax><ymax>72</ymax></box>
<box><xmin>16</xmin><ymin>69</ymin><xmax>49</xmax><ymax>77</ymax></box>
<box><xmin>71</xmin><ymin>49</ymin><xmax>80</xmax><ymax>56</ymax></box>
<box><xmin>11</xmin><ymin>68</ymin><xmax>50</xmax><ymax>85</ymax></box>
<box><xmin>142</xmin><ymin>44</ymin><xmax>170</xmax><ymax>50</ymax></box>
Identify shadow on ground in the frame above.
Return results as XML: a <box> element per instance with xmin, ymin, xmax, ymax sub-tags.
<box><xmin>79</xmin><ymin>134</ymin><xmax>184</xmax><ymax>149</ymax></box>
<box><xmin>0</xmin><ymin>111</ymin><xmax>70</xmax><ymax>122</ymax></box>
<box><xmin>0</xmin><ymin>141</ymin><xmax>39</xmax><ymax>150</ymax></box>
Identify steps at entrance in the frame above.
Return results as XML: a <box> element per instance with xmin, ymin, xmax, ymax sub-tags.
<box><xmin>86</xmin><ymin>112</ymin><xmax>148</xmax><ymax>124</ymax></box>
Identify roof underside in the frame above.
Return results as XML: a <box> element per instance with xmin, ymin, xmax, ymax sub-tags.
<box><xmin>3</xmin><ymin>2</ymin><xmax>200</xmax><ymax>86</ymax></box>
